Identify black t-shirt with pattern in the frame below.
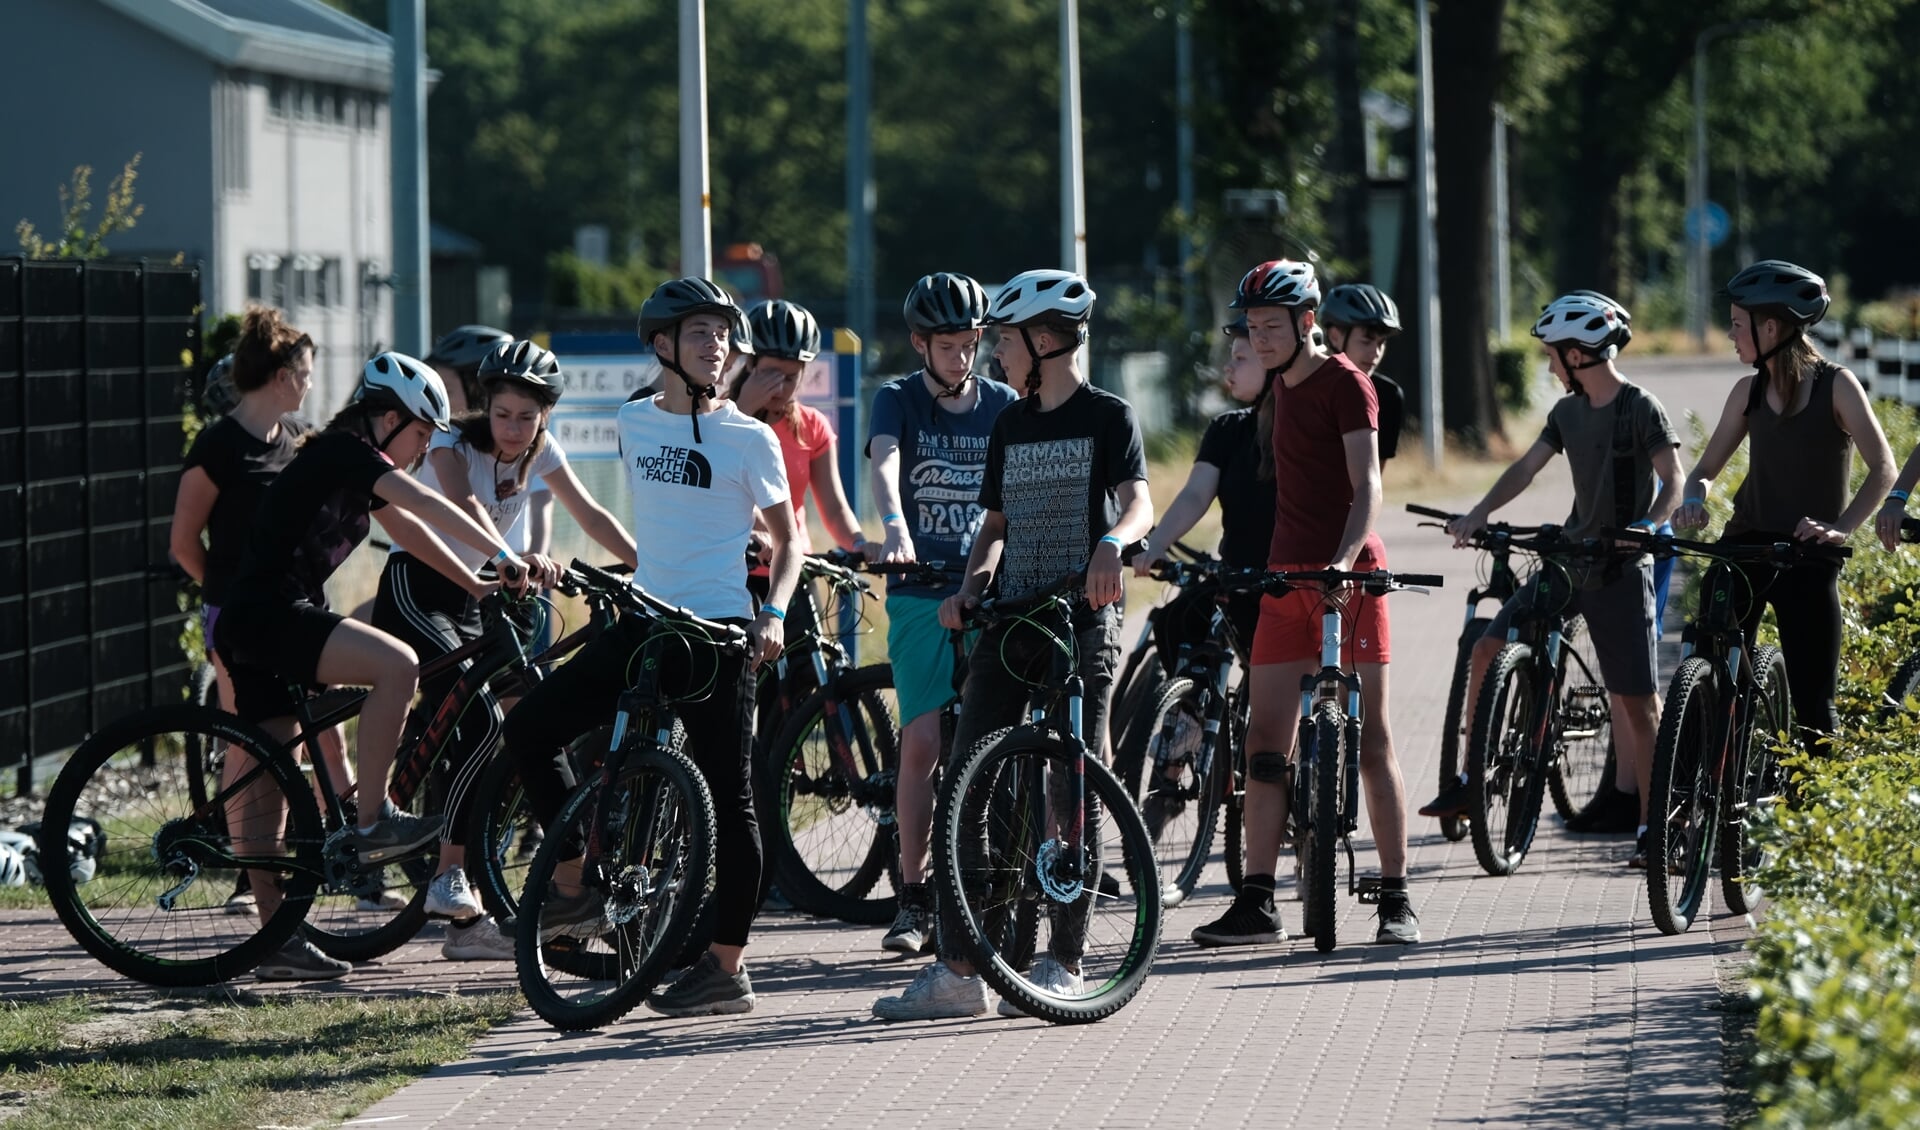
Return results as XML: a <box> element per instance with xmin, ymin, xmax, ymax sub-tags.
<box><xmin>228</xmin><ymin>430</ymin><xmax>395</xmax><ymax>608</ymax></box>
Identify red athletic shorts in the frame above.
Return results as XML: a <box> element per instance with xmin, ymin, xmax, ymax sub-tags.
<box><xmin>1250</xmin><ymin>561</ymin><xmax>1392</xmax><ymax>667</ymax></box>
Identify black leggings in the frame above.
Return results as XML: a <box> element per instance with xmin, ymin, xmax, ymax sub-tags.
<box><xmin>501</xmin><ymin>614</ymin><xmax>763</xmax><ymax>948</ymax></box>
<box><xmin>372</xmin><ymin>554</ymin><xmax>502</xmax><ymax>845</ymax></box>
<box><xmin>1724</xmin><ymin>533</ymin><xmax>1843</xmax><ymax>738</ymax></box>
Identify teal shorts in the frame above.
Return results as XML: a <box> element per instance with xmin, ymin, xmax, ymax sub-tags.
<box><xmin>886</xmin><ymin>593</ymin><xmax>968</xmax><ymax>725</ymax></box>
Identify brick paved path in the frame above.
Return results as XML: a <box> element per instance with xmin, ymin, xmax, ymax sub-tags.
<box><xmin>9</xmin><ymin>360</ymin><xmax>1752</xmax><ymax>1128</ymax></box>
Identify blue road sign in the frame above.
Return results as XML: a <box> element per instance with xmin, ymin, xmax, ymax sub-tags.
<box><xmin>1685</xmin><ymin>201</ymin><xmax>1730</xmax><ymax>250</ymax></box>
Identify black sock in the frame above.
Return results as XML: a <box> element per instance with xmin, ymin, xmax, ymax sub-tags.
<box><xmin>1381</xmin><ymin>875</ymin><xmax>1407</xmax><ymax>893</ymax></box>
<box><xmin>1241</xmin><ymin>873</ymin><xmax>1276</xmax><ymax>906</ymax></box>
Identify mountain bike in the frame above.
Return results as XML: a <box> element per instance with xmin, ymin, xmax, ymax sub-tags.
<box><xmin>38</xmin><ymin>588</ymin><xmax>548</xmax><ymax>985</ymax></box>
<box><xmin>1113</xmin><ymin>556</ymin><xmax>1254</xmax><ymax>907</ymax></box>
<box><xmin>1452</xmin><ymin>531</ymin><xmax>1615</xmax><ymax>876</ymax></box>
<box><xmin>1878</xmin><ymin>516</ymin><xmax>1920</xmax><ymax>716</ymax></box>
<box><xmin>934</xmin><ymin>566</ymin><xmax>1162</xmax><ymax>1024</ymax></box>
<box><xmin>1253</xmin><ymin>567</ymin><xmax>1442</xmax><ymax>953</ymax></box>
<box><xmin>1613</xmin><ymin>529</ymin><xmax>1844</xmax><ymax>934</ymax></box>
<box><xmin>513</xmin><ymin>561</ymin><xmax>746</xmax><ymax>1031</ymax></box>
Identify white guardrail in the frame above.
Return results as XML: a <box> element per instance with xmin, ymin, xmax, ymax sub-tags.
<box><xmin>1814</xmin><ymin>321</ymin><xmax>1920</xmax><ymax>405</ymax></box>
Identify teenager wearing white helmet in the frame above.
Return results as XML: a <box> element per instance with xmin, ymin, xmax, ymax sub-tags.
<box><xmin>1680</xmin><ymin>260</ymin><xmax>1893</xmax><ymax>742</ymax></box>
<box><xmin>212</xmin><ymin>349</ymin><xmax>532</xmax><ymax>980</ymax></box>
<box><xmin>872</xmin><ymin>268</ymin><xmax>1153</xmax><ymax>1020</ymax></box>
<box><xmin>1420</xmin><ymin>292</ymin><xmax>1685</xmax><ymax>865</ymax></box>
<box><xmin>869</xmin><ymin>272</ymin><xmax>1018</xmax><ymax>957</ymax></box>
<box><xmin>1190</xmin><ymin>258</ymin><xmax>1421</xmax><ymax>947</ymax></box>
<box><xmin>370</xmin><ymin>340</ymin><xmax>637</xmax><ymax>962</ymax></box>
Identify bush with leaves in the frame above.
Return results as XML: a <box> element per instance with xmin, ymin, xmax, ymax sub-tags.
<box><xmin>15</xmin><ymin>155</ymin><xmax>144</xmax><ymax>260</ymax></box>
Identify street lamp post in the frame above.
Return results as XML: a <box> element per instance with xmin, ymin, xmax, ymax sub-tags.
<box><xmin>388</xmin><ymin>0</ymin><xmax>428</xmax><ymax>354</ymax></box>
<box><xmin>679</xmin><ymin>0</ymin><xmax>713</xmax><ymax>279</ymax></box>
<box><xmin>1060</xmin><ymin>0</ymin><xmax>1087</xmax><ymax>276</ymax></box>
<box><xmin>1413</xmin><ymin>0</ymin><xmax>1441</xmax><ymax>468</ymax></box>
<box><xmin>1688</xmin><ymin>20</ymin><xmax>1765</xmax><ymax>348</ymax></box>
<box><xmin>846</xmin><ymin>0</ymin><xmax>874</xmax><ymax>352</ymax></box>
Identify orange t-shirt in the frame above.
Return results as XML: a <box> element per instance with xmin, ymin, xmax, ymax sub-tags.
<box><xmin>771</xmin><ymin>403</ymin><xmax>834</xmax><ymax>560</ymax></box>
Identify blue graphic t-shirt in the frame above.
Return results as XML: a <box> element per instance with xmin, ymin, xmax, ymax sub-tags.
<box><xmin>867</xmin><ymin>371</ymin><xmax>1018</xmax><ymax>598</ymax></box>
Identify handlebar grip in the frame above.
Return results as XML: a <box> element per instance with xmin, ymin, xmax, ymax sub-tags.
<box><xmin>1404</xmin><ymin>503</ymin><xmax>1456</xmax><ymax>521</ymax></box>
<box><xmin>1394</xmin><ymin>574</ymin><xmax>1446</xmax><ymax>587</ymax></box>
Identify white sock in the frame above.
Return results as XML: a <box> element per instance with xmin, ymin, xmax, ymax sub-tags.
<box><xmin>1636</xmin><ymin>824</ymin><xmax>1648</xmax><ymax>837</ymax></box>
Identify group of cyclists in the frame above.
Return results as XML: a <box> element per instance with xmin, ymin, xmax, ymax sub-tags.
<box><xmin>157</xmin><ymin>245</ymin><xmax>1899</xmax><ymax>1020</ymax></box>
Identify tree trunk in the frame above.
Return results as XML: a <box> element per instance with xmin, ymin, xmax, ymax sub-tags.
<box><xmin>1329</xmin><ymin>5</ymin><xmax>1369</xmax><ymax>274</ymax></box>
<box><xmin>1432</xmin><ymin>0</ymin><xmax>1507</xmax><ymax>448</ymax></box>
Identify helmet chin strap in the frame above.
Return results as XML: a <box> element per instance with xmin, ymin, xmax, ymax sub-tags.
<box><xmin>1553</xmin><ymin>345</ymin><xmax>1609</xmax><ymax>397</ymax></box>
<box><xmin>1743</xmin><ymin>318</ymin><xmax>1797</xmax><ymax>416</ymax></box>
<box><xmin>1017</xmin><ymin>324</ymin><xmax>1085</xmax><ymax>400</ymax></box>
<box><xmin>921</xmin><ymin>347</ymin><xmax>973</xmax><ymax>399</ymax></box>
<box><xmin>659</xmin><ymin>331</ymin><xmax>717</xmax><ymax>443</ymax></box>
<box><xmin>1266</xmin><ymin>309</ymin><xmax>1306</xmax><ymax>378</ymax></box>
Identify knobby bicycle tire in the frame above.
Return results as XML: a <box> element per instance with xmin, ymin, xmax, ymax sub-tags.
<box><xmin>1648</xmin><ymin>657</ymin><xmax>1720</xmax><ymax>935</ymax></box>
<box><xmin>1548</xmin><ymin>615</ymin><xmax>1614</xmax><ymax>823</ymax></box>
<box><xmin>1222</xmin><ymin>690</ymin><xmax>1248</xmax><ymax>895</ymax></box>
<box><xmin>1720</xmin><ymin>646</ymin><xmax>1790</xmax><ymax>917</ymax></box>
<box><xmin>1468</xmin><ymin>643</ymin><xmax>1547</xmax><ymax>876</ymax></box>
<box><xmin>1112</xmin><ymin>660</ymin><xmax>1169</xmax><ymax>772</ymax></box>
<box><xmin>935</xmin><ymin>729</ymin><xmax>1161</xmax><ymax>1024</ymax></box>
<box><xmin>1117</xmin><ymin>676</ymin><xmax>1223</xmax><ymax>909</ymax></box>
<box><xmin>1438</xmin><ymin>618</ymin><xmax>1492</xmax><ymax>843</ymax></box>
<box><xmin>40</xmin><ymin>705</ymin><xmax>321</xmax><ymax>986</ymax></box>
<box><xmin>1878</xmin><ymin>649</ymin><xmax>1920</xmax><ymax>717</ymax></box>
<box><xmin>516</xmin><ymin>741</ymin><xmax>717</xmax><ymax>1031</ymax></box>
<box><xmin>759</xmin><ymin>664</ymin><xmax>902</xmax><ymax>926</ymax></box>
<box><xmin>468</xmin><ymin>727</ymin><xmax>607</xmax><ymax>925</ymax></box>
<box><xmin>1303</xmin><ymin>701</ymin><xmax>1343</xmax><ymax>953</ymax></box>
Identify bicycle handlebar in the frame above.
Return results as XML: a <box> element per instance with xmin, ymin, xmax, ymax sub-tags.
<box><xmin>963</xmin><ymin>539</ymin><xmax>1149</xmax><ymax>624</ymax></box>
<box><xmin>1601</xmin><ymin>527</ymin><xmax>1851</xmax><ymax>565</ymax></box>
<box><xmin>566</xmin><ymin>559</ymin><xmax>751</xmax><ymax>654</ymax></box>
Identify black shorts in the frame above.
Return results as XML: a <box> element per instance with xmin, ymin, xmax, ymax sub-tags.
<box><xmin>212</xmin><ymin>597</ymin><xmax>342</xmax><ymax>723</ymax></box>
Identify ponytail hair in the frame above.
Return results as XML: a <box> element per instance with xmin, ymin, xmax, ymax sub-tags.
<box><xmin>1751</xmin><ymin>304</ymin><xmax>1827</xmax><ymax>413</ymax></box>
<box><xmin>1255</xmin><ymin>372</ymin><xmax>1277</xmax><ymax>481</ymax></box>
<box><xmin>229</xmin><ymin>305</ymin><xmax>313</xmax><ymax>392</ymax></box>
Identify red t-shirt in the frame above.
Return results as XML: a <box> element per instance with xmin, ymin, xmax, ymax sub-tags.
<box><xmin>775</xmin><ymin>403</ymin><xmax>834</xmax><ymax>556</ymax></box>
<box><xmin>1267</xmin><ymin>354</ymin><xmax>1386</xmax><ymax>568</ymax></box>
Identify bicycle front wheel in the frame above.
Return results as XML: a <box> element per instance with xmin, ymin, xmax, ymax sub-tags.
<box><xmin>1720</xmin><ymin>646</ymin><xmax>1790</xmax><ymax>917</ymax></box>
<box><xmin>1648</xmin><ymin>657</ymin><xmax>1721</xmax><ymax>935</ymax></box>
<box><xmin>1438</xmin><ymin>617</ymin><xmax>1491</xmax><ymax>843</ymax></box>
<box><xmin>760</xmin><ymin>665</ymin><xmax>902</xmax><ymax>925</ymax></box>
<box><xmin>516</xmin><ymin>742</ymin><xmax>717</xmax><ymax>1031</ymax></box>
<box><xmin>39</xmin><ymin>705</ymin><xmax>321</xmax><ymax>985</ymax></box>
<box><xmin>1468</xmin><ymin>643</ymin><xmax>1547</xmax><ymax>876</ymax></box>
<box><xmin>935</xmin><ymin>731</ymin><xmax>1162</xmax><ymax>1024</ymax></box>
<box><xmin>1548</xmin><ymin>616</ymin><xmax>1614</xmax><ymax>822</ymax></box>
<box><xmin>1296</xmin><ymin>701</ymin><xmax>1344</xmax><ymax>953</ymax></box>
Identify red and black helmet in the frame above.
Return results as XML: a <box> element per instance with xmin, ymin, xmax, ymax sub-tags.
<box><xmin>1230</xmin><ymin>259</ymin><xmax>1320</xmax><ymax>310</ymax></box>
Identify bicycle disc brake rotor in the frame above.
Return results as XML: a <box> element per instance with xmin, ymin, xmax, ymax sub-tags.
<box><xmin>1034</xmin><ymin>838</ymin><xmax>1089</xmax><ymax>903</ymax></box>
<box><xmin>604</xmin><ymin>865</ymin><xmax>657</xmax><ymax>926</ymax></box>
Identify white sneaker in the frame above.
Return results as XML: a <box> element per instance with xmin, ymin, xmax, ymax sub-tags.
<box><xmin>426</xmin><ymin>867</ymin><xmax>483</xmax><ymax>920</ymax></box>
<box><xmin>997</xmin><ymin>956</ymin><xmax>1084</xmax><ymax>1017</ymax></box>
<box><xmin>442</xmin><ymin>915</ymin><xmax>515</xmax><ymax>961</ymax></box>
<box><xmin>871</xmin><ymin>961</ymin><xmax>990</xmax><ymax>1021</ymax></box>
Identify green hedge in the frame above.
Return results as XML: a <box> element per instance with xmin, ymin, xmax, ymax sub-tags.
<box><xmin>1730</xmin><ymin>397</ymin><xmax>1920</xmax><ymax>1127</ymax></box>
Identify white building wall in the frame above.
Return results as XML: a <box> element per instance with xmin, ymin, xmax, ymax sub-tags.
<box><xmin>214</xmin><ymin>71</ymin><xmax>392</xmax><ymax>418</ymax></box>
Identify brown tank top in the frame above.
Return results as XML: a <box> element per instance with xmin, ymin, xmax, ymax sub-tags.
<box><xmin>1726</xmin><ymin>361</ymin><xmax>1849</xmax><ymax>537</ymax></box>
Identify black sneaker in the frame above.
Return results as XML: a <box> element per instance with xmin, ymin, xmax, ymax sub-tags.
<box><xmin>646</xmin><ymin>951</ymin><xmax>755</xmax><ymax>1017</ymax></box>
<box><xmin>1374</xmin><ymin>891</ymin><xmax>1421</xmax><ymax>944</ymax></box>
<box><xmin>255</xmin><ymin>935</ymin><xmax>351</xmax><ymax>981</ymax></box>
<box><xmin>1417</xmin><ymin>774</ymin><xmax>1472</xmax><ymax>819</ymax></box>
<box><xmin>881</xmin><ymin>883</ymin><xmax>935</xmax><ymax>956</ymax></box>
<box><xmin>1566</xmin><ymin>781</ymin><xmax>1640</xmax><ymax>834</ymax></box>
<box><xmin>1190</xmin><ymin>898</ymin><xmax>1284</xmax><ymax>947</ymax></box>
<box><xmin>1626</xmin><ymin>834</ymin><xmax>1648</xmax><ymax>870</ymax></box>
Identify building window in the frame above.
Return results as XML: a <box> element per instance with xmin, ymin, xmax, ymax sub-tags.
<box><xmin>246</xmin><ymin>253</ymin><xmax>286</xmax><ymax>306</ymax></box>
<box><xmin>319</xmin><ymin>259</ymin><xmax>343</xmax><ymax>307</ymax></box>
<box><xmin>268</xmin><ymin>75</ymin><xmax>289</xmax><ymax>117</ymax></box>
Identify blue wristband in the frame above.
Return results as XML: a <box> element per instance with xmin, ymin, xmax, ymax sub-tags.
<box><xmin>1628</xmin><ymin>520</ymin><xmax>1656</xmax><ymax>532</ymax></box>
<box><xmin>1099</xmin><ymin>535</ymin><xmax>1122</xmax><ymax>548</ymax></box>
<box><xmin>1889</xmin><ymin>490</ymin><xmax>1911</xmax><ymax>503</ymax></box>
<box><xmin>492</xmin><ymin>548</ymin><xmax>511</xmax><ymax>565</ymax></box>
<box><xmin>882</xmin><ymin>512</ymin><xmax>903</xmax><ymax>524</ymax></box>
<box><xmin>760</xmin><ymin>604</ymin><xmax>786</xmax><ymax>621</ymax></box>
<box><xmin>1683</xmin><ymin>496</ymin><xmax>1705</xmax><ymax>506</ymax></box>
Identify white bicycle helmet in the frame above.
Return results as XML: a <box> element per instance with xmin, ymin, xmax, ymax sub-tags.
<box><xmin>0</xmin><ymin>838</ymin><xmax>25</xmax><ymax>888</ymax></box>
<box><xmin>356</xmin><ymin>351</ymin><xmax>452</xmax><ymax>432</ymax></box>
<box><xmin>986</xmin><ymin>270</ymin><xmax>1097</xmax><ymax>326</ymax></box>
<box><xmin>1532</xmin><ymin>293</ymin><xmax>1631</xmax><ymax>359</ymax></box>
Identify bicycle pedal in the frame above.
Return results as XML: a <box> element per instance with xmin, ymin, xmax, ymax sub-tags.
<box><xmin>1355</xmin><ymin>876</ymin><xmax>1383</xmax><ymax>904</ymax></box>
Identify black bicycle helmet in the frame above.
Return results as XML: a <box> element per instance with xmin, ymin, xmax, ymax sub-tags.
<box><xmin>1720</xmin><ymin>260</ymin><xmax>1830</xmax><ymax>325</ymax></box>
<box><xmin>425</xmin><ymin>325</ymin><xmax>511</xmax><ymax>372</ymax></box>
<box><xmin>904</xmin><ymin>273</ymin><xmax>990</xmax><ymax>335</ymax></box>
<box><xmin>1319</xmin><ymin>284</ymin><xmax>1402</xmax><ymax>333</ymax></box>
<box><xmin>201</xmin><ymin>354</ymin><xmax>240</xmax><ymax>417</ymax></box>
<box><xmin>478</xmin><ymin>340</ymin><xmax>563</xmax><ymax>406</ymax></box>
<box><xmin>745</xmin><ymin>299</ymin><xmax>822</xmax><ymax>363</ymax></box>
<box><xmin>1222</xmin><ymin>315</ymin><xmax>1248</xmax><ymax>338</ymax></box>
<box><xmin>638</xmin><ymin>277</ymin><xmax>744</xmax><ymax>442</ymax></box>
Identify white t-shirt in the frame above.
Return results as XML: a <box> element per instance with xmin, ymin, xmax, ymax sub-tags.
<box><xmin>617</xmin><ymin>396</ymin><xmax>787</xmax><ymax>620</ymax></box>
<box><xmin>401</xmin><ymin>430</ymin><xmax>569</xmax><ymax>569</ymax></box>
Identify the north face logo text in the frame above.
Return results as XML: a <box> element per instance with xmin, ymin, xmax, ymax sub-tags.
<box><xmin>635</xmin><ymin>445</ymin><xmax>713</xmax><ymax>488</ymax></box>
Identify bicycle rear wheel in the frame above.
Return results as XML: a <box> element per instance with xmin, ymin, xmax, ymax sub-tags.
<box><xmin>516</xmin><ymin>743</ymin><xmax>717</xmax><ymax>1031</ymax></box>
<box><xmin>936</xmin><ymin>730</ymin><xmax>1161</xmax><ymax>1024</ymax></box>
<box><xmin>1117</xmin><ymin>677</ymin><xmax>1223</xmax><ymax>909</ymax></box>
<box><xmin>1548</xmin><ymin>616</ymin><xmax>1614</xmax><ymax>822</ymax></box>
<box><xmin>1468</xmin><ymin>644</ymin><xmax>1548</xmax><ymax>876</ymax></box>
<box><xmin>760</xmin><ymin>665</ymin><xmax>902</xmax><ymax>925</ymax></box>
<box><xmin>1720</xmin><ymin>646</ymin><xmax>1789</xmax><ymax>917</ymax></box>
<box><xmin>468</xmin><ymin>727</ymin><xmax>606</xmax><ymax>925</ymax></box>
<box><xmin>1438</xmin><ymin>617</ymin><xmax>1491</xmax><ymax>843</ymax></box>
<box><xmin>303</xmin><ymin>742</ymin><xmax>435</xmax><ymax>964</ymax></box>
<box><xmin>39</xmin><ymin>705</ymin><xmax>320</xmax><ymax>986</ymax></box>
<box><xmin>1648</xmin><ymin>657</ymin><xmax>1721</xmax><ymax>935</ymax></box>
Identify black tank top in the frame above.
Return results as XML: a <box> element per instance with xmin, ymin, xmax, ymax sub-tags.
<box><xmin>1726</xmin><ymin>361</ymin><xmax>1849</xmax><ymax>537</ymax></box>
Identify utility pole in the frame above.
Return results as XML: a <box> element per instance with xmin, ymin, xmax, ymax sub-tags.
<box><xmin>1175</xmin><ymin>0</ymin><xmax>1197</xmax><ymax>336</ymax></box>
<box><xmin>846</xmin><ymin>0</ymin><xmax>874</xmax><ymax>352</ymax></box>
<box><xmin>679</xmin><ymin>0</ymin><xmax>713</xmax><ymax>279</ymax></box>
<box><xmin>1060</xmin><ymin>0</ymin><xmax>1087</xmax><ymax>276</ymax></box>
<box><xmin>388</xmin><ymin>0</ymin><xmax>428</xmax><ymax>353</ymax></box>
<box><xmin>1414</xmin><ymin>0</ymin><xmax>1442</xmax><ymax>467</ymax></box>
<box><xmin>1688</xmin><ymin>21</ymin><xmax>1764</xmax><ymax>348</ymax></box>
<box><xmin>1491</xmin><ymin>104</ymin><xmax>1511</xmax><ymax>342</ymax></box>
